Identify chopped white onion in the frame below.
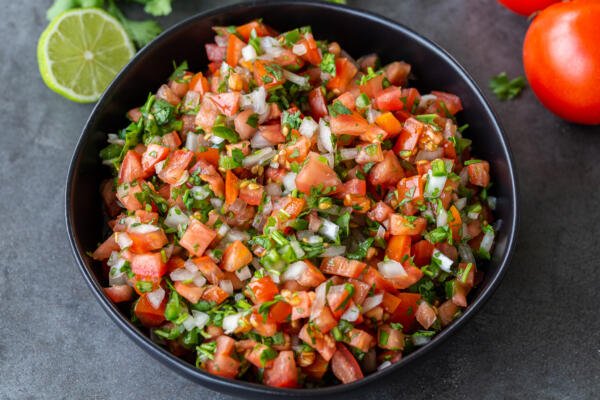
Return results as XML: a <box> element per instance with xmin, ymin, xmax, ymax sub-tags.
<box><xmin>443</xmin><ymin>158</ymin><xmax>454</xmax><ymax>173</ymax></box>
<box><xmin>265</xmin><ymin>182</ymin><xmax>282</xmax><ymax>197</ymax></box>
<box><xmin>318</xmin><ymin>119</ymin><xmax>334</xmax><ymax>153</ymax></box>
<box><xmin>311</xmin><ymin>282</ymin><xmax>328</xmax><ymax>318</ymax></box>
<box><xmin>480</xmin><ymin>230</ymin><xmax>495</xmax><ymax>253</ymax></box>
<box><xmin>424</xmin><ymin>170</ymin><xmax>447</xmax><ymax>198</ymax></box>
<box><xmin>412</xmin><ymin>334</ymin><xmax>433</xmax><ymax>346</ymax></box>
<box><xmin>224</xmin><ymin>229</ymin><xmax>250</xmax><ymax>244</ymax></box>
<box><xmin>292</xmin><ymin>43</ymin><xmax>307</xmax><ymax>56</ymax></box>
<box><xmin>366</xmin><ymin>107</ymin><xmax>381</xmax><ymax>124</ymax></box>
<box><xmin>147</xmin><ymin>287</ymin><xmax>165</xmax><ymax>310</ymax></box>
<box><xmin>154</xmin><ymin>160</ymin><xmax>166</xmax><ymax>175</ymax></box>
<box><xmin>419</xmin><ymin>94</ymin><xmax>437</xmax><ymax>109</ymax></box>
<box><xmin>282</xmin><ymin>261</ymin><xmax>308</xmax><ymax>281</ymax></box>
<box><xmin>361</xmin><ymin>294</ymin><xmax>383</xmax><ymax>313</ymax></box>
<box><xmin>468</xmin><ymin>211</ymin><xmax>480</xmax><ymax>220</ymax></box>
<box><xmin>282</xmin><ymin>172</ymin><xmax>297</xmax><ymax>193</ymax></box>
<box><xmin>242</xmin><ymin>147</ymin><xmax>276</xmax><ymax>166</ymax></box>
<box><xmin>487</xmin><ymin>196</ymin><xmax>497</xmax><ymax>210</ymax></box>
<box><xmin>322</xmin><ymin>245</ymin><xmax>346</xmax><ymax>257</ymax></box>
<box><xmin>459</xmin><ymin>167</ymin><xmax>469</xmax><ymax>186</ymax></box>
<box><xmin>184</xmin><ymin>259</ymin><xmax>198</xmax><ymax>272</ymax></box>
<box><xmin>210</xmin><ymin>198</ymin><xmax>223</xmax><ymax>209</ymax></box>
<box><xmin>217</xmin><ymin>223</ymin><xmax>230</xmax><ymax>238</ymax></box>
<box><xmin>268</xmin><ymin>270</ymin><xmax>281</xmax><ymax>283</ymax></box>
<box><xmin>283</xmin><ymin>69</ymin><xmax>309</xmax><ymax>87</ymax></box>
<box><xmin>241</xmin><ymin>86</ymin><xmax>268</xmax><ymax>115</ymax></box>
<box><xmin>235</xmin><ymin>266</ymin><xmax>252</xmax><ymax>281</ymax></box>
<box><xmin>185</xmin><ymin>132</ymin><xmax>200</xmax><ymax>152</ymax></box>
<box><xmin>378</xmin><ymin>259</ymin><xmax>407</xmax><ymax>278</ymax></box>
<box><xmin>259</xmin><ymin>36</ymin><xmax>284</xmax><ymax>58</ymax></box>
<box><xmin>219</xmin><ymin>280</ymin><xmax>234</xmax><ymax>295</ymax></box>
<box><xmin>436</xmin><ymin>206</ymin><xmax>448</xmax><ymax>228</ymax></box>
<box><xmin>454</xmin><ymin>197</ymin><xmax>467</xmax><ymax>211</ymax></box>
<box><xmin>164</xmin><ymin>206</ymin><xmax>189</xmax><ymax>229</ymax></box>
<box><xmin>209</xmin><ymin>135</ymin><xmax>225</xmax><ymax>145</ymax></box>
<box><xmin>319</xmin><ymin>219</ymin><xmax>340</xmax><ymax>242</ymax></box>
<box><xmin>241</xmin><ymin>44</ymin><xmax>257</xmax><ymax>61</ymax></box>
<box><xmin>340</xmin><ymin>147</ymin><xmax>359</xmax><ymax>161</ymax></box>
<box><xmin>220</xmin><ymin>61</ymin><xmax>233</xmax><ymax>77</ymax></box>
<box><xmin>191</xmin><ymin>185</ymin><xmax>211</xmax><ymax>200</ymax></box>
<box><xmin>323</xmin><ymin>153</ymin><xmax>335</xmax><ymax>168</ymax></box>
<box><xmin>115</xmin><ymin>232</ymin><xmax>132</xmax><ymax>249</ymax></box>
<box><xmin>298</xmin><ymin>117</ymin><xmax>318</xmax><ymax>139</ymax></box>
<box><xmin>290</xmin><ymin>240</ymin><xmax>305</xmax><ymax>259</ymax></box>
<box><xmin>108</xmin><ymin>257</ymin><xmax>127</xmax><ymax>286</ymax></box>
<box><xmin>457</xmin><ymin>243</ymin><xmax>476</xmax><ymax>264</ymax></box>
<box><xmin>341</xmin><ymin>303</ymin><xmax>360</xmax><ymax>322</ymax></box>
<box><xmin>191</xmin><ymin>310</ymin><xmax>209</xmax><ymax>329</ymax></box>
<box><xmin>378</xmin><ymin>361</ymin><xmax>392</xmax><ymax>370</ymax></box>
<box><xmin>107</xmin><ymin>133</ymin><xmax>125</xmax><ymax>146</ymax></box>
<box><xmin>170</xmin><ymin>268</ymin><xmax>195</xmax><ymax>282</ymax></box>
<box><xmin>128</xmin><ymin>223</ymin><xmax>159</xmax><ymax>234</ymax></box>
<box><xmin>182</xmin><ymin>315</ymin><xmax>196</xmax><ymax>331</ymax></box>
<box><xmin>222</xmin><ymin>313</ymin><xmax>243</xmax><ymax>334</ymax></box>
<box><xmin>376</xmin><ymin>225</ymin><xmax>386</xmax><ymax>239</ymax></box>
<box><xmin>432</xmin><ymin>249</ymin><xmax>454</xmax><ymax>272</ymax></box>
<box><xmin>250</xmin><ymin>132</ymin><xmax>275</xmax><ymax>149</ymax></box>
<box><xmin>193</xmin><ymin>272</ymin><xmax>207</xmax><ymax>288</ymax></box>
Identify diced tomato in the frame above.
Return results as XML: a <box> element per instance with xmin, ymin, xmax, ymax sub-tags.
<box><xmin>161</xmin><ymin>131</ymin><xmax>182</xmax><ymax>150</ymax></box>
<box><xmin>397</xmin><ymin>174</ymin><xmax>426</xmax><ymax>205</ymax></box>
<box><xmin>375</xmin><ymin>112</ymin><xmax>403</xmax><ymax>135</ymax></box>
<box><xmin>250</xmin><ymin>312</ymin><xmax>278</xmax><ymax>336</ymax></box>
<box><xmin>412</xmin><ymin>239</ymin><xmax>435</xmax><ymax>266</ymax></box>
<box><xmin>374</xmin><ymin>86</ymin><xmax>404</xmax><ymax>112</ymax></box>
<box><xmin>156</xmin><ymin>84</ymin><xmax>180</xmax><ymax>106</ymax></box>
<box><xmin>327</xmin><ymin>58</ymin><xmax>358</xmax><ymax>93</ymax></box>
<box><xmin>389</xmin><ymin>214</ymin><xmax>427</xmax><ymax>236</ymax></box>
<box><xmin>438</xmin><ymin>299</ymin><xmax>459</xmax><ymax>326</ymax></box>
<box><xmin>321</xmin><ymin>257</ymin><xmax>367</xmax><ymax>278</ymax></box>
<box><xmin>193</xmin><ymin>256</ymin><xmax>224</xmax><ymax>284</ymax></box>
<box><xmin>269</xmin><ymin>300</ymin><xmax>293</xmax><ymax>323</ymax></box>
<box><xmin>174</xmin><ymin>281</ymin><xmax>204</xmax><ymax>304</ymax></box>
<box><xmin>384</xmin><ymin>61</ymin><xmax>411</xmax><ymax>86</ymax></box>
<box><xmin>330</xmin><ymin>112</ymin><xmax>369</xmax><ymax>136</ymax></box>
<box><xmin>103</xmin><ymin>285</ymin><xmax>133</xmax><ymax>303</ymax></box>
<box><xmin>283</xmin><ymin>135</ymin><xmax>311</xmax><ymax>164</ymax></box>
<box><xmin>348</xmin><ymin>279</ymin><xmax>371</xmax><ymax>305</ymax></box>
<box><xmin>297</xmin><ymin>261</ymin><xmax>326</xmax><ymax>288</ymax></box>
<box><xmin>311</xmin><ymin>304</ymin><xmax>338</xmax><ymax>334</ymax></box>
<box><xmin>226</xmin><ymin>33</ymin><xmax>245</xmax><ymax>67</ymax></box>
<box><xmin>263</xmin><ymin>351</ymin><xmax>299</xmax><ymax>388</ymax></box>
<box><xmin>415</xmin><ymin>301</ymin><xmax>438</xmax><ymax>329</ymax></box>
<box><xmin>246</xmin><ymin>343</ymin><xmax>276</xmax><ymax>369</ymax></box>
<box><xmin>388</xmin><ymin>265</ymin><xmax>423</xmax><ymax>290</ymax></box>
<box><xmin>258</xmin><ymin>123</ymin><xmax>286</xmax><ymax>144</ymax></box>
<box><xmin>335</xmin><ymin>91</ymin><xmax>356</xmax><ymax>111</ymax></box>
<box><xmin>254</xmin><ymin>60</ymin><xmax>285</xmax><ymax>89</ymax></box>
<box><xmin>356</xmin><ymin>142</ymin><xmax>384</xmax><ymax>164</ymax></box>
<box><xmin>205</xmin><ymin>43</ymin><xmax>226</xmax><ymax>62</ymax></box>
<box><xmin>134</xmin><ymin>294</ymin><xmax>166</xmax><ymax>327</ymax></box>
<box><xmin>390</xmin><ymin>292</ymin><xmax>421</xmax><ymax>332</ymax></box>
<box><xmin>221</xmin><ymin>240</ymin><xmax>252</xmax><ymax>272</ymax></box>
<box><xmin>119</xmin><ymin>150</ymin><xmax>143</xmax><ymax>184</ymax></box>
<box><xmin>431</xmin><ymin>91</ymin><xmax>463</xmax><ymax>115</ymax></box>
<box><xmin>210</xmin><ymin>91</ymin><xmax>241</xmax><ymax>116</ymax></box>
<box><xmin>385</xmin><ymin>235</ymin><xmax>411</xmax><ymax>263</ymax></box>
<box><xmin>116</xmin><ymin>181</ymin><xmax>144</xmax><ymax>211</ymax></box>
<box><xmin>299</xmin><ymin>324</ymin><xmax>337</xmax><ymax>361</ymax></box>
<box><xmin>236</xmin><ymin>20</ymin><xmax>271</xmax><ymax>40</ymax></box>
<box><xmin>297</xmin><ymin>32</ymin><xmax>322</xmax><ymax>66</ymax></box>
<box><xmin>157</xmin><ymin>150</ymin><xmax>193</xmax><ymax>185</ymax></box>
<box><xmin>202</xmin><ymin>285</ymin><xmax>230</xmax><ymax>304</ymax></box>
<box><xmin>141</xmin><ymin>144</ymin><xmax>169</xmax><ymax>177</ymax></box>
<box><xmin>206</xmin><ymin>353</ymin><xmax>240</xmax><ymax>379</ymax></box>
<box><xmin>179</xmin><ymin>218</ymin><xmax>217</xmax><ymax>257</ymax></box>
<box><xmin>289</xmin><ymin>291</ymin><xmax>311</xmax><ymax>321</ymax></box>
<box><xmin>247</xmin><ymin>276</ymin><xmax>279</xmax><ymax>304</ymax></box>
<box><xmin>381</xmin><ymin>292</ymin><xmax>401</xmax><ymax>314</ymax></box>
<box><xmin>195</xmin><ymin>97</ymin><xmax>219</xmax><ymax>131</ymax></box>
<box><xmin>234</xmin><ymin>109</ymin><xmax>258</xmax><ymax>140</ymax></box>
<box><xmin>331</xmin><ymin>344</ymin><xmax>364</xmax><ymax>384</ymax></box>
<box><xmin>360</xmin><ymin>74</ymin><xmax>385</xmax><ymax>98</ymax></box>
<box><xmin>189</xmin><ymin>72</ymin><xmax>209</xmax><ymax>94</ymax></box>
<box><xmin>343</xmin><ymin>328</ymin><xmax>373</xmax><ymax>353</ymax></box>
<box><xmin>367</xmin><ymin>201</ymin><xmax>394</xmax><ymax>222</ymax></box>
<box><xmin>225</xmin><ymin>170</ymin><xmax>239</xmax><ymax>206</ymax></box>
<box><xmin>369</xmin><ymin>150</ymin><xmax>405</xmax><ymax>187</ymax></box>
<box><xmin>338</xmin><ymin>178</ymin><xmax>366</xmax><ymax>197</ymax></box>
<box><xmin>377</xmin><ymin>324</ymin><xmax>405</xmax><ymax>351</ymax></box>
<box><xmin>303</xmin><ymin>354</ymin><xmax>329</xmax><ymax>380</ymax></box>
<box><xmin>393</xmin><ymin>117</ymin><xmax>424</xmax><ymax>157</ymax></box>
<box><xmin>271</xmin><ymin>195</ymin><xmax>306</xmax><ymax>226</ymax></box>
<box><xmin>295</xmin><ymin>152</ymin><xmax>341</xmax><ymax>194</ymax></box>
<box><xmin>308</xmin><ymin>87</ymin><xmax>328</xmax><ymax>120</ymax></box>
<box><xmin>194</xmin><ymin>147</ymin><xmax>219</xmax><ymax>168</ymax></box>
<box><xmin>361</xmin><ymin>266</ymin><xmax>396</xmax><ymax>292</ymax></box>
<box><xmin>127</xmin><ymin>228</ymin><xmax>168</xmax><ymax>253</ymax></box>
<box><xmin>92</xmin><ymin>234</ymin><xmax>120</xmax><ymax>260</ymax></box>
<box><xmin>239</xmin><ymin>184</ymin><xmax>264</xmax><ymax>206</ymax></box>
<box><xmin>327</xmin><ymin>283</ymin><xmax>354</xmax><ymax>317</ymax></box>
<box><xmin>467</xmin><ymin>161</ymin><xmax>490</xmax><ymax>187</ymax></box>
<box><xmin>190</xmin><ymin>159</ymin><xmax>225</xmax><ymax>197</ymax></box>
<box><xmin>131</xmin><ymin>252</ymin><xmax>166</xmax><ymax>278</ymax></box>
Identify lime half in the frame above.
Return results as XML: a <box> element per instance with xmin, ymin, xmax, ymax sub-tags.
<box><xmin>37</xmin><ymin>8</ymin><xmax>135</xmax><ymax>103</ymax></box>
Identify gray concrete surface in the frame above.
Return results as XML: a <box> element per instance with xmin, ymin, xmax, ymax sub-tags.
<box><xmin>0</xmin><ymin>0</ymin><xmax>598</xmax><ymax>399</ymax></box>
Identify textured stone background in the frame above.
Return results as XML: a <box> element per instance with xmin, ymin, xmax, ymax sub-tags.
<box><xmin>0</xmin><ymin>0</ymin><xmax>598</xmax><ymax>399</ymax></box>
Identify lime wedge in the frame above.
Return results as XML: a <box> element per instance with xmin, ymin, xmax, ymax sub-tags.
<box><xmin>37</xmin><ymin>8</ymin><xmax>135</xmax><ymax>103</ymax></box>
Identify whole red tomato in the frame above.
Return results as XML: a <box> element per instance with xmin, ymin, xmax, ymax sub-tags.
<box><xmin>523</xmin><ymin>0</ymin><xmax>600</xmax><ymax>125</ymax></box>
<box><xmin>498</xmin><ymin>0</ymin><xmax>560</xmax><ymax>16</ymax></box>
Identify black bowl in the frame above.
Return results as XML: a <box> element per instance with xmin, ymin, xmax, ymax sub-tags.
<box><xmin>66</xmin><ymin>1</ymin><xmax>519</xmax><ymax>398</ymax></box>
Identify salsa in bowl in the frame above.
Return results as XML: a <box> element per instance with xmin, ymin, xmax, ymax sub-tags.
<box><xmin>66</xmin><ymin>2</ymin><xmax>517</xmax><ymax>397</ymax></box>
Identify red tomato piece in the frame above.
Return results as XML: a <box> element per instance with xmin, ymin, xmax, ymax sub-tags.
<box><xmin>205</xmin><ymin>43</ymin><xmax>226</xmax><ymax>62</ymax></box>
<box><xmin>263</xmin><ymin>351</ymin><xmax>299</xmax><ymax>388</ymax></box>
<box><xmin>157</xmin><ymin>150</ymin><xmax>193</xmax><ymax>185</ymax></box>
<box><xmin>221</xmin><ymin>240</ymin><xmax>252</xmax><ymax>272</ymax></box>
<box><xmin>308</xmin><ymin>87</ymin><xmax>328</xmax><ymax>120</ymax></box>
<box><xmin>295</xmin><ymin>152</ymin><xmax>341</xmax><ymax>194</ymax></box>
<box><xmin>179</xmin><ymin>219</ymin><xmax>217</xmax><ymax>257</ymax></box>
<box><xmin>330</xmin><ymin>112</ymin><xmax>369</xmax><ymax>136</ymax></box>
<box><xmin>131</xmin><ymin>252</ymin><xmax>166</xmax><ymax>278</ymax></box>
<box><xmin>467</xmin><ymin>161</ymin><xmax>490</xmax><ymax>187</ymax></box>
<box><xmin>321</xmin><ymin>257</ymin><xmax>367</xmax><ymax>279</ymax></box>
<box><xmin>127</xmin><ymin>228</ymin><xmax>168</xmax><ymax>254</ymax></box>
<box><xmin>134</xmin><ymin>294</ymin><xmax>166</xmax><ymax>327</ymax></box>
<box><xmin>210</xmin><ymin>92</ymin><xmax>241</xmax><ymax>116</ymax></box>
<box><xmin>331</xmin><ymin>344</ymin><xmax>364</xmax><ymax>384</ymax></box>
<box><xmin>141</xmin><ymin>144</ymin><xmax>169</xmax><ymax>177</ymax></box>
<box><xmin>390</xmin><ymin>293</ymin><xmax>421</xmax><ymax>332</ymax></box>
<box><xmin>248</xmin><ymin>276</ymin><xmax>279</xmax><ymax>304</ymax></box>
<box><xmin>103</xmin><ymin>285</ymin><xmax>133</xmax><ymax>303</ymax></box>
<box><xmin>369</xmin><ymin>151</ymin><xmax>405</xmax><ymax>187</ymax></box>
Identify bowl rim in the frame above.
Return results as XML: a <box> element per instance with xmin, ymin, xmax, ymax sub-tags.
<box><xmin>65</xmin><ymin>0</ymin><xmax>519</xmax><ymax>396</ymax></box>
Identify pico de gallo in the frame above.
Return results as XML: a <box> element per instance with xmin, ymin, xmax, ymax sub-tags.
<box><xmin>93</xmin><ymin>19</ymin><xmax>498</xmax><ymax>388</ymax></box>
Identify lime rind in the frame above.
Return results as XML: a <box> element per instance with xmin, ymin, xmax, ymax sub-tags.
<box><xmin>37</xmin><ymin>8</ymin><xmax>135</xmax><ymax>103</ymax></box>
